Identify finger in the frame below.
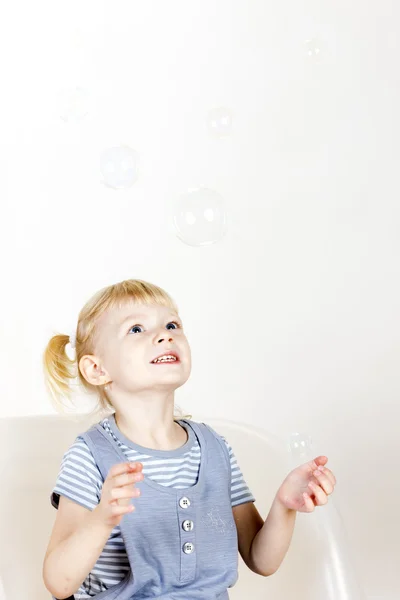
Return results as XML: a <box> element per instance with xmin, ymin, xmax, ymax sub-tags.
<box><xmin>109</xmin><ymin>462</ymin><xmax>143</xmax><ymax>479</ymax></box>
<box><xmin>302</xmin><ymin>492</ymin><xmax>315</xmax><ymax>513</ymax></box>
<box><xmin>110</xmin><ymin>503</ymin><xmax>135</xmax><ymax>516</ymax></box>
<box><xmin>112</xmin><ymin>471</ymin><xmax>144</xmax><ymax>488</ymax></box>
<box><xmin>128</xmin><ymin>462</ymin><xmax>143</xmax><ymax>471</ymax></box>
<box><xmin>318</xmin><ymin>466</ymin><xmax>336</xmax><ymax>486</ymax></box>
<box><xmin>308</xmin><ymin>481</ymin><xmax>328</xmax><ymax>505</ymax></box>
<box><xmin>313</xmin><ymin>469</ymin><xmax>334</xmax><ymax>494</ymax></box>
<box><xmin>312</xmin><ymin>455</ymin><xmax>328</xmax><ymax>468</ymax></box>
<box><xmin>110</xmin><ymin>486</ymin><xmax>141</xmax><ymax>503</ymax></box>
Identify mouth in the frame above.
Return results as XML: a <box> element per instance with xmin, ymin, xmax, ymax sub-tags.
<box><xmin>150</xmin><ymin>351</ymin><xmax>180</xmax><ymax>365</ymax></box>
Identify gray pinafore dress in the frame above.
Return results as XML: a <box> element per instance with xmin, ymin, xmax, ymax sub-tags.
<box><xmin>78</xmin><ymin>419</ymin><xmax>239</xmax><ymax>599</ymax></box>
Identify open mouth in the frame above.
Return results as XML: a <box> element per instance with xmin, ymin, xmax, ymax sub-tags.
<box><xmin>151</xmin><ymin>353</ymin><xmax>180</xmax><ymax>364</ymax></box>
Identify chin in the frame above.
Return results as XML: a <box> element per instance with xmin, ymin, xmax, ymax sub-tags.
<box><xmin>155</xmin><ymin>372</ymin><xmax>191</xmax><ymax>389</ymax></box>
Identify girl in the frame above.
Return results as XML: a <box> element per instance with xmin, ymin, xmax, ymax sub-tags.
<box><xmin>42</xmin><ymin>279</ymin><xmax>336</xmax><ymax>600</ymax></box>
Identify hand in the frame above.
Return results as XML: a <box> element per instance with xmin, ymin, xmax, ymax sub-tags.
<box><xmin>94</xmin><ymin>461</ymin><xmax>144</xmax><ymax>528</ymax></box>
<box><xmin>276</xmin><ymin>456</ymin><xmax>336</xmax><ymax>513</ymax></box>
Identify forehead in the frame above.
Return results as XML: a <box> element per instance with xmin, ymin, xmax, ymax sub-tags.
<box><xmin>100</xmin><ymin>301</ymin><xmax>178</xmax><ymax>327</ymax></box>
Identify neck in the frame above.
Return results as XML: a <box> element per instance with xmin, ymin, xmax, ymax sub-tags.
<box><xmin>111</xmin><ymin>391</ymin><xmax>187</xmax><ymax>450</ymax></box>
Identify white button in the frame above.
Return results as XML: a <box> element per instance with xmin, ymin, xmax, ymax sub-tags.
<box><xmin>179</xmin><ymin>497</ymin><xmax>191</xmax><ymax>509</ymax></box>
<box><xmin>182</xmin><ymin>519</ymin><xmax>194</xmax><ymax>532</ymax></box>
<box><xmin>183</xmin><ymin>542</ymin><xmax>195</xmax><ymax>554</ymax></box>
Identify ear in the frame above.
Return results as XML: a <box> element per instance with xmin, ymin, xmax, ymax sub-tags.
<box><xmin>79</xmin><ymin>354</ymin><xmax>111</xmax><ymax>387</ymax></box>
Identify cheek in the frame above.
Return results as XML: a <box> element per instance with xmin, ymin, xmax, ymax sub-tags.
<box><xmin>112</xmin><ymin>341</ymin><xmax>142</xmax><ymax>368</ymax></box>
<box><xmin>183</xmin><ymin>339</ymin><xmax>192</xmax><ymax>362</ymax></box>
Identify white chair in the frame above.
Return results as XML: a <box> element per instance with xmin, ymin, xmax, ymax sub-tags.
<box><xmin>0</xmin><ymin>414</ymin><xmax>331</xmax><ymax>599</ymax></box>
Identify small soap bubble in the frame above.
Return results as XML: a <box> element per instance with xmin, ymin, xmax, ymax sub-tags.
<box><xmin>100</xmin><ymin>146</ymin><xmax>139</xmax><ymax>190</ymax></box>
<box><xmin>288</xmin><ymin>432</ymin><xmax>313</xmax><ymax>461</ymax></box>
<box><xmin>304</xmin><ymin>37</ymin><xmax>324</xmax><ymax>65</ymax></box>
<box><xmin>173</xmin><ymin>187</ymin><xmax>228</xmax><ymax>247</ymax></box>
<box><xmin>207</xmin><ymin>107</ymin><xmax>233</xmax><ymax>138</ymax></box>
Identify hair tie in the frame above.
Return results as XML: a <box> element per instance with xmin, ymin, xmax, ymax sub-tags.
<box><xmin>69</xmin><ymin>332</ymin><xmax>76</xmax><ymax>350</ymax></box>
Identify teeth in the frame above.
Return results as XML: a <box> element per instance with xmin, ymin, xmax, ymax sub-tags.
<box><xmin>153</xmin><ymin>355</ymin><xmax>177</xmax><ymax>363</ymax></box>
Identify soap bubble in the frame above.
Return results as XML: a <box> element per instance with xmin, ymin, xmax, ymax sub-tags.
<box><xmin>207</xmin><ymin>107</ymin><xmax>233</xmax><ymax>137</ymax></box>
<box><xmin>59</xmin><ymin>86</ymin><xmax>89</xmax><ymax>122</ymax></box>
<box><xmin>304</xmin><ymin>37</ymin><xmax>324</xmax><ymax>64</ymax></box>
<box><xmin>288</xmin><ymin>431</ymin><xmax>366</xmax><ymax>599</ymax></box>
<box><xmin>100</xmin><ymin>146</ymin><xmax>139</xmax><ymax>190</ymax></box>
<box><xmin>173</xmin><ymin>188</ymin><xmax>228</xmax><ymax>247</ymax></box>
<box><xmin>289</xmin><ymin>432</ymin><xmax>313</xmax><ymax>464</ymax></box>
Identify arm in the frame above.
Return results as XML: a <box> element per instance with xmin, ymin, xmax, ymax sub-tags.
<box><xmin>43</xmin><ymin>496</ymin><xmax>115</xmax><ymax>599</ymax></box>
<box><xmin>43</xmin><ymin>461</ymin><xmax>143</xmax><ymax>599</ymax></box>
<box><xmin>233</xmin><ymin>496</ymin><xmax>296</xmax><ymax>577</ymax></box>
<box><xmin>233</xmin><ymin>458</ymin><xmax>337</xmax><ymax>577</ymax></box>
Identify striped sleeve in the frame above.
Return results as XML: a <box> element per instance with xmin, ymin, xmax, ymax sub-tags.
<box><xmin>51</xmin><ymin>436</ymin><xmax>103</xmax><ymax>511</ymax></box>
<box><xmin>221</xmin><ymin>436</ymin><xmax>256</xmax><ymax>507</ymax></box>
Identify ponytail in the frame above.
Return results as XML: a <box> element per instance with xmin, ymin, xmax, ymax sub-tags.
<box><xmin>43</xmin><ymin>333</ymin><xmax>77</xmax><ymax>411</ymax></box>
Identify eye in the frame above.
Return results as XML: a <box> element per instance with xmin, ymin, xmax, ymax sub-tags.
<box><xmin>128</xmin><ymin>325</ymin><xmax>143</xmax><ymax>334</ymax></box>
<box><xmin>166</xmin><ymin>321</ymin><xmax>182</xmax><ymax>330</ymax></box>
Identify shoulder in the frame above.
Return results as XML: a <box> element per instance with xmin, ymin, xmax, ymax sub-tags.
<box><xmin>191</xmin><ymin>421</ymin><xmax>234</xmax><ymax>463</ymax></box>
<box><xmin>57</xmin><ymin>432</ymin><xmax>105</xmax><ymax>485</ymax></box>
<box><xmin>61</xmin><ymin>434</ymin><xmax>97</xmax><ymax>462</ymax></box>
<box><xmin>193</xmin><ymin>421</ymin><xmax>231</xmax><ymax>449</ymax></box>
<box><xmin>75</xmin><ymin>417</ymin><xmax>113</xmax><ymax>447</ymax></box>
<box><xmin>52</xmin><ymin>434</ymin><xmax>104</xmax><ymax>510</ymax></box>
<box><xmin>193</xmin><ymin>421</ymin><xmax>244</xmax><ymax>470</ymax></box>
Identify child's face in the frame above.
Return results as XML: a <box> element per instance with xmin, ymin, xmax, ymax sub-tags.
<box><xmin>93</xmin><ymin>301</ymin><xmax>192</xmax><ymax>395</ymax></box>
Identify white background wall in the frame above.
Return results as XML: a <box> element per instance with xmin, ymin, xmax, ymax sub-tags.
<box><xmin>1</xmin><ymin>1</ymin><xmax>399</xmax><ymax>598</ymax></box>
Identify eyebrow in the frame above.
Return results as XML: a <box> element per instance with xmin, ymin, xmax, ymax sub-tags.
<box><xmin>118</xmin><ymin>313</ymin><xmax>180</xmax><ymax>327</ymax></box>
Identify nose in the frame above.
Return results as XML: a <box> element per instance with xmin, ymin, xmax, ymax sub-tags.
<box><xmin>158</xmin><ymin>334</ymin><xmax>174</xmax><ymax>344</ymax></box>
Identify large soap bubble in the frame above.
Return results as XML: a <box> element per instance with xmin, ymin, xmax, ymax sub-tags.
<box><xmin>100</xmin><ymin>145</ymin><xmax>139</xmax><ymax>190</ymax></box>
<box><xmin>288</xmin><ymin>432</ymin><xmax>365</xmax><ymax>599</ymax></box>
<box><xmin>173</xmin><ymin>188</ymin><xmax>228</xmax><ymax>247</ymax></box>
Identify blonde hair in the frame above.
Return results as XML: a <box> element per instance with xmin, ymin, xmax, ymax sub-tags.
<box><xmin>43</xmin><ymin>278</ymin><xmax>191</xmax><ymax>421</ymax></box>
